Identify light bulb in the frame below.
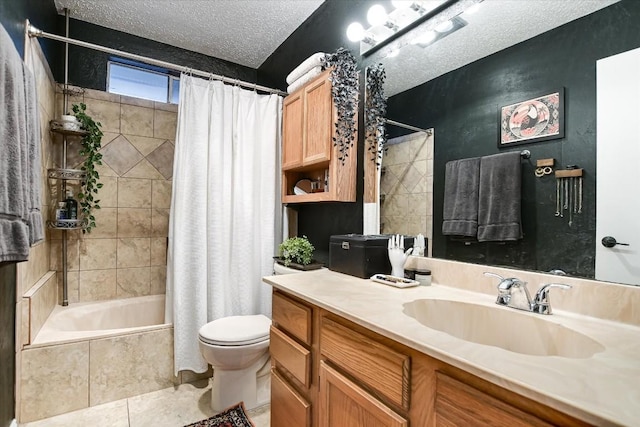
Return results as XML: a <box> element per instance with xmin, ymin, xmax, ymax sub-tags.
<box><xmin>346</xmin><ymin>22</ymin><xmax>365</xmax><ymax>42</ymax></box>
<box><xmin>435</xmin><ymin>19</ymin><xmax>453</xmax><ymax>33</ymax></box>
<box><xmin>411</xmin><ymin>30</ymin><xmax>436</xmax><ymax>45</ymax></box>
<box><xmin>464</xmin><ymin>3</ymin><xmax>481</xmax><ymax>15</ymax></box>
<box><xmin>391</xmin><ymin>0</ymin><xmax>413</xmax><ymax>9</ymax></box>
<box><xmin>367</xmin><ymin>4</ymin><xmax>388</xmax><ymax>26</ymax></box>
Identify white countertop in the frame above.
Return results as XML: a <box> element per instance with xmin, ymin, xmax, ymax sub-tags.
<box><xmin>263</xmin><ymin>269</ymin><xmax>640</xmax><ymax>427</ymax></box>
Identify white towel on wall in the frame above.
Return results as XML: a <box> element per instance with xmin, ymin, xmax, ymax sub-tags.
<box><xmin>287</xmin><ymin>66</ymin><xmax>323</xmax><ymax>94</ymax></box>
<box><xmin>285</xmin><ymin>52</ymin><xmax>326</xmax><ymax>85</ymax></box>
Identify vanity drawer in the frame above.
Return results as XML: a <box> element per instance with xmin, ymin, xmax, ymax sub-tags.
<box><xmin>271</xmin><ymin>368</ymin><xmax>311</xmax><ymax>427</ymax></box>
<box><xmin>272</xmin><ymin>291</ymin><xmax>312</xmax><ymax>345</ymax></box>
<box><xmin>270</xmin><ymin>325</ymin><xmax>311</xmax><ymax>387</ymax></box>
<box><xmin>435</xmin><ymin>372</ymin><xmax>552</xmax><ymax>427</ymax></box>
<box><xmin>320</xmin><ymin>316</ymin><xmax>411</xmax><ymax>410</ymax></box>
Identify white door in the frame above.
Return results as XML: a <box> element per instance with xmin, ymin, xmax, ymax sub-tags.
<box><xmin>596</xmin><ymin>48</ymin><xmax>640</xmax><ymax>285</ymax></box>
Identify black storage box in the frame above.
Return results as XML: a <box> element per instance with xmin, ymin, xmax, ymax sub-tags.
<box><xmin>329</xmin><ymin>234</ymin><xmax>414</xmax><ymax>279</ymax></box>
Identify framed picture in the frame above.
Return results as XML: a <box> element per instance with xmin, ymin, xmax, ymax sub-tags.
<box><xmin>498</xmin><ymin>88</ymin><xmax>564</xmax><ymax>147</ymax></box>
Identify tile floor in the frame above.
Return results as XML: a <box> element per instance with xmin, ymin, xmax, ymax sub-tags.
<box><xmin>20</xmin><ymin>380</ymin><xmax>270</xmax><ymax>427</ymax></box>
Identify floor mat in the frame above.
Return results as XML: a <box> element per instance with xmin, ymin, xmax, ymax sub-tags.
<box><xmin>184</xmin><ymin>402</ymin><xmax>255</xmax><ymax>427</ymax></box>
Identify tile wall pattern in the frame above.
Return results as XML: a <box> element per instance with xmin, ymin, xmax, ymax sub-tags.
<box><xmin>381</xmin><ymin>131</ymin><xmax>434</xmax><ymax>256</ymax></box>
<box><xmin>50</xmin><ymin>87</ymin><xmax>176</xmax><ymax>303</ymax></box>
<box><xmin>15</xmin><ymin>34</ymin><xmax>59</xmax><ymax>423</ymax></box>
<box><xmin>19</xmin><ymin>327</ymin><xmax>175</xmax><ymax>422</ymax></box>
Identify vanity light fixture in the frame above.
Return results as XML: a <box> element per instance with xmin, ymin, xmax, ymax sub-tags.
<box><xmin>410</xmin><ymin>16</ymin><xmax>466</xmax><ymax>47</ymax></box>
<box><xmin>347</xmin><ymin>0</ymin><xmax>483</xmax><ymax>57</ymax></box>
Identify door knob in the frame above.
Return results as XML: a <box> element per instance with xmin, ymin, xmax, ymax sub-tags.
<box><xmin>601</xmin><ymin>236</ymin><xmax>630</xmax><ymax>248</ymax></box>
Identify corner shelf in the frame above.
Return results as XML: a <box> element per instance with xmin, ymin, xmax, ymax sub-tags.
<box><xmin>47</xmin><ymin>168</ymin><xmax>86</xmax><ymax>181</ymax></box>
<box><xmin>47</xmin><ymin>121</ymin><xmax>86</xmax><ymax>232</ymax></box>
<box><xmin>46</xmin><ymin>219</ymin><xmax>83</xmax><ymax>230</ymax></box>
<box><xmin>49</xmin><ymin>120</ymin><xmax>88</xmax><ymax>137</ymax></box>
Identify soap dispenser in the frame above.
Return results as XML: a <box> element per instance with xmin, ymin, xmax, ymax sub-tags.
<box><xmin>65</xmin><ymin>189</ymin><xmax>78</xmax><ymax>220</ymax></box>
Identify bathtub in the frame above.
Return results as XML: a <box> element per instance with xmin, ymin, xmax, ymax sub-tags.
<box><xmin>32</xmin><ymin>294</ymin><xmax>170</xmax><ymax>345</ymax></box>
<box><xmin>22</xmin><ymin>295</ymin><xmax>178</xmax><ymax>422</ymax></box>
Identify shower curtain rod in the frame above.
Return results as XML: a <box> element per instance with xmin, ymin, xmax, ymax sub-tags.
<box><xmin>26</xmin><ymin>24</ymin><xmax>288</xmax><ymax>97</ymax></box>
<box><xmin>384</xmin><ymin>118</ymin><xmax>432</xmax><ymax>135</ymax></box>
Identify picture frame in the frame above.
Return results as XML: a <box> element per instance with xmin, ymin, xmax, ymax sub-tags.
<box><xmin>498</xmin><ymin>88</ymin><xmax>564</xmax><ymax>147</ymax></box>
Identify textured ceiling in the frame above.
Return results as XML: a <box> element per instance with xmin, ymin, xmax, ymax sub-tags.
<box><xmin>53</xmin><ymin>0</ymin><xmax>619</xmax><ymax>94</ymax></box>
<box><xmin>53</xmin><ymin>0</ymin><xmax>325</xmax><ymax>68</ymax></box>
<box><xmin>367</xmin><ymin>0</ymin><xmax>620</xmax><ymax>96</ymax></box>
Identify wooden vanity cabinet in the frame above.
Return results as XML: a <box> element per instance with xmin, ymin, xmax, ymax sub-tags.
<box><xmin>270</xmin><ymin>291</ymin><xmax>316</xmax><ymax>427</ymax></box>
<box><xmin>281</xmin><ymin>68</ymin><xmax>357</xmax><ymax>203</ymax></box>
<box><xmin>271</xmin><ymin>290</ymin><xmax>592</xmax><ymax>427</ymax></box>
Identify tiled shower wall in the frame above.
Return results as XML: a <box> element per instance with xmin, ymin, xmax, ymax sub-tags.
<box><xmin>51</xmin><ymin>87</ymin><xmax>176</xmax><ymax>303</ymax></box>
<box><xmin>381</xmin><ymin>131</ymin><xmax>434</xmax><ymax>257</ymax></box>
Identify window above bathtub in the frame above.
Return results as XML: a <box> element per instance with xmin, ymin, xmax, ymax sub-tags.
<box><xmin>107</xmin><ymin>59</ymin><xmax>180</xmax><ymax>104</ymax></box>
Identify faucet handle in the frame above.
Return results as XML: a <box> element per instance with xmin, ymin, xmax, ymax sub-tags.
<box><xmin>484</xmin><ymin>272</ymin><xmax>525</xmax><ymax>290</ymax></box>
<box><xmin>483</xmin><ymin>272</ymin><xmax>505</xmax><ymax>281</ymax></box>
<box><xmin>533</xmin><ymin>283</ymin><xmax>572</xmax><ymax>315</ymax></box>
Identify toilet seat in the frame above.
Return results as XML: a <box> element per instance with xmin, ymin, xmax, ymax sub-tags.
<box><xmin>199</xmin><ymin>314</ymin><xmax>271</xmax><ymax>346</ymax></box>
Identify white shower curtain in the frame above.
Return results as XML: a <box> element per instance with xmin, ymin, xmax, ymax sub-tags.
<box><xmin>166</xmin><ymin>75</ymin><xmax>282</xmax><ymax>374</ymax></box>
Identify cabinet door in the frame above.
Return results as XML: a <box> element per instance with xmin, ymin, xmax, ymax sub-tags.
<box><xmin>303</xmin><ymin>76</ymin><xmax>332</xmax><ymax>166</ymax></box>
<box><xmin>283</xmin><ymin>91</ymin><xmax>304</xmax><ymax>170</ymax></box>
<box><xmin>319</xmin><ymin>361</ymin><xmax>408</xmax><ymax>427</ymax></box>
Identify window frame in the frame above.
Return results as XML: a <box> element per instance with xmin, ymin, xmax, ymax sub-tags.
<box><xmin>107</xmin><ymin>60</ymin><xmax>180</xmax><ymax>104</ymax></box>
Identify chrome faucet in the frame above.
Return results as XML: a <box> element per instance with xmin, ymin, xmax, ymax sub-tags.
<box><xmin>483</xmin><ymin>272</ymin><xmax>571</xmax><ymax>315</ymax></box>
<box><xmin>532</xmin><ymin>283</ymin><xmax>572</xmax><ymax>315</ymax></box>
<box><xmin>483</xmin><ymin>272</ymin><xmax>532</xmax><ymax>311</ymax></box>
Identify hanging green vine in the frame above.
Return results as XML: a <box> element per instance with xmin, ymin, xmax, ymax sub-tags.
<box><xmin>365</xmin><ymin>64</ymin><xmax>388</xmax><ymax>168</ymax></box>
<box><xmin>321</xmin><ymin>48</ymin><xmax>359</xmax><ymax>165</ymax></box>
<box><xmin>72</xmin><ymin>103</ymin><xmax>103</xmax><ymax>233</ymax></box>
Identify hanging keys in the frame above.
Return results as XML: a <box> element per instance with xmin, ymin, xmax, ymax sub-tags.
<box><xmin>555</xmin><ymin>168</ymin><xmax>584</xmax><ymax>225</ymax></box>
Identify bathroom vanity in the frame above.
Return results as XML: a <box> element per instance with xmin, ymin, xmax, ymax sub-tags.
<box><xmin>264</xmin><ymin>266</ymin><xmax>640</xmax><ymax>426</ymax></box>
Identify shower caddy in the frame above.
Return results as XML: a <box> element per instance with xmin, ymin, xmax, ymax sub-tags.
<box><xmin>46</xmin><ymin>9</ymin><xmax>83</xmax><ymax>306</ymax></box>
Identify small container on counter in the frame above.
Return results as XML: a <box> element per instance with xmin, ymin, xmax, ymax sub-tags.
<box><xmin>415</xmin><ymin>268</ymin><xmax>432</xmax><ymax>286</ymax></box>
<box><xmin>404</xmin><ymin>267</ymin><xmax>417</xmax><ymax>281</ymax></box>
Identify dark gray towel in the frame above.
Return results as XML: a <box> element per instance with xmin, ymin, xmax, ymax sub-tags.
<box><xmin>24</xmin><ymin>65</ymin><xmax>44</xmax><ymax>246</ymax></box>
<box><xmin>477</xmin><ymin>152</ymin><xmax>523</xmax><ymax>242</ymax></box>
<box><xmin>442</xmin><ymin>157</ymin><xmax>481</xmax><ymax>237</ymax></box>
<box><xmin>0</xmin><ymin>23</ymin><xmax>30</xmax><ymax>262</ymax></box>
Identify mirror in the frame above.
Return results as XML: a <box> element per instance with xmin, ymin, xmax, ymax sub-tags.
<box><xmin>362</xmin><ymin>0</ymin><xmax>640</xmax><ymax>286</ymax></box>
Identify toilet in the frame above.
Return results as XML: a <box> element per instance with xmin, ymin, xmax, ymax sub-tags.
<box><xmin>198</xmin><ymin>314</ymin><xmax>272</xmax><ymax>412</ymax></box>
<box><xmin>198</xmin><ymin>261</ymin><xmax>323</xmax><ymax>412</ymax></box>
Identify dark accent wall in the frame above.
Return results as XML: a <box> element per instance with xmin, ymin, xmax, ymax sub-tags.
<box><xmin>0</xmin><ymin>0</ymin><xmax>59</xmax><ymax>63</ymax></box>
<box><xmin>61</xmin><ymin>18</ymin><xmax>258</xmax><ymax>92</ymax></box>
<box><xmin>258</xmin><ymin>0</ymin><xmax>386</xmax><ymax>263</ymax></box>
<box><xmin>386</xmin><ymin>0</ymin><xmax>640</xmax><ymax>277</ymax></box>
<box><xmin>0</xmin><ymin>263</ymin><xmax>16</xmax><ymax>427</ymax></box>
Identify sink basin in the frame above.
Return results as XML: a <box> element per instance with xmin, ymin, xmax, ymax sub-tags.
<box><xmin>403</xmin><ymin>299</ymin><xmax>604</xmax><ymax>358</ymax></box>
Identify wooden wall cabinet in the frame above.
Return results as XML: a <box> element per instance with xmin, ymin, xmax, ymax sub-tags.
<box><xmin>281</xmin><ymin>68</ymin><xmax>357</xmax><ymax>203</ymax></box>
<box><xmin>271</xmin><ymin>289</ymin><xmax>592</xmax><ymax>427</ymax></box>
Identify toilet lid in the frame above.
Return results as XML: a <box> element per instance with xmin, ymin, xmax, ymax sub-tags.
<box><xmin>199</xmin><ymin>314</ymin><xmax>271</xmax><ymax>346</ymax></box>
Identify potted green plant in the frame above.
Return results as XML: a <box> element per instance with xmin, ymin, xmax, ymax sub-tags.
<box><xmin>277</xmin><ymin>236</ymin><xmax>317</xmax><ymax>269</ymax></box>
<box><xmin>72</xmin><ymin>103</ymin><xmax>103</xmax><ymax>233</ymax></box>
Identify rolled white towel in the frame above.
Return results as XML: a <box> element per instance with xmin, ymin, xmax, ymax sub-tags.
<box><xmin>286</xmin><ymin>52</ymin><xmax>326</xmax><ymax>85</ymax></box>
<box><xmin>287</xmin><ymin>66</ymin><xmax>323</xmax><ymax>94</ymax></box>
